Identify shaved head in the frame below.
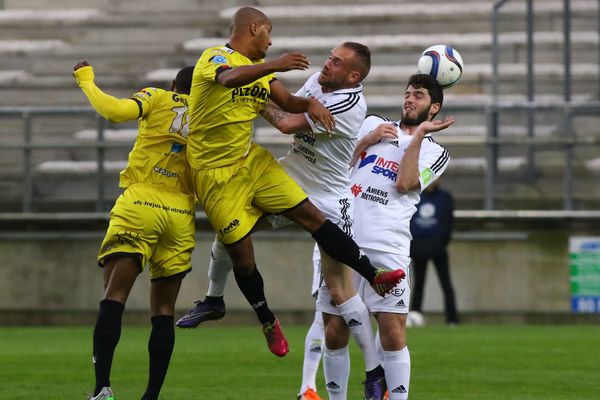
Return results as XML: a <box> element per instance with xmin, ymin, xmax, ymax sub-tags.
<box><xmin>230</xmin><ymin>7</ymin><xmax>270</xmax><ymax>34</ymax></box>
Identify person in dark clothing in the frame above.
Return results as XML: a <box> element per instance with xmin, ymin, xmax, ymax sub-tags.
<box><xmin>409</xmin><ymin>180</ymin><xmax>459</xmax><ymax>324</ymax></box>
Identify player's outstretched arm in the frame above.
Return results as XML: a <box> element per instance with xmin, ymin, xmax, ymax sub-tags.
<box><xmin>73</xmin><ymin>61</ymin><xmax>140</xmax><ymax>123</ymax></box>
<box><xmin>217</xmin><ymin>52</ymin><xmax>310</xmax><ymax>88</ymax></box>
<box><xmin>260</xmin><ymin>101</ymin><xmax>311</xmax><ymax>135</ymax></box>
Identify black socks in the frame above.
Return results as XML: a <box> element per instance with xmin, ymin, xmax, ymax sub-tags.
<box><xmin>234</xmin><ymin>266</ymin><xmax>275</xmax><ymax>325</ymax></box>
<box><xmin>93</xmin><ymin>299</ymin><xmax>125</xmax><ymax>396</ymax></box>
<box><xmin>312</xmin><ymin>219</ymin><xmax>377</xmax><ymax>283</ymax></box>
<box><xmin>141</xmin><ymin>315</ymin><xmax>175</xmax><ymax>400</ymax></box>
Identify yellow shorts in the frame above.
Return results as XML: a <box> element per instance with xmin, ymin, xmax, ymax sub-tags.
<box><xmin>193</xmin><ymin>144</ymin><xmax>307</xmax><ymax>244</ymax></box>
<box><xmin>98</xmin><ymin>183</ymin><xmax>196</xmax><ymax>280</ymax></box>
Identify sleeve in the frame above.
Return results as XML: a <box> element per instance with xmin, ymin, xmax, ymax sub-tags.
<box><xmin>74</xmin><ymin>66</ymin><xmax>141</xmax><ymax>123</ymax></box>
<box><xmin>310</xmin><ymin>93</ymin><xmax>365</xmax><ymax>138</ymax></box>
<box><xmin>358</xmin><ymin>115</ymin><xmax>386</xmax><ymax>140</ymax></box>
<box><xmin>199</xmin><ymin>48</ymin><xmax>233</xmax><ymax>82</ymax></box>
<box><xmin>130</xmin><ymin>87</ymin><xmax>160</xmax><ymax>119</ymax></box>
<box><xmin>417</xmin><ymin>138</ymin><xmax>450</xmax><ymax>192</ymax></box>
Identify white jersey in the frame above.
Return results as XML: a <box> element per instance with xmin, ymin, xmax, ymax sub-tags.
<box><xmin>351</xmin><ymin>114</ymin><xmax>450</xmax><ymax>256</ymax></box>
<box><xmin>278</xmin><ymin>72</ymin><xmax>366</xmax><ymax>200</ymax></box>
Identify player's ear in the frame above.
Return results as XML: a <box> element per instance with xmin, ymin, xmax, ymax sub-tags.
<box><xmin>249</xmin><ymin>22</ymin><xmax>258</xmax><ymax>36</ymax></box>
<box><xmin>348</xmin><ymin>70</ymin><xmax>361</xmax><ymax>85</ymax></box>
<box><xmin>430</xmin><ymin>102</ymin><xmax>441</xmax><ymax>116</ymax></box>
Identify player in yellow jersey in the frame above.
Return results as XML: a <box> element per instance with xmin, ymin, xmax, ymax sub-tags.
<box><xmin>74</xmin><ymin>61</ymin><xmax>195</xmax><ymax>400</ymax></box>
<box><xmin>185</xmin><ymin>7</ymin><xmax>405</xmax><ymax>357</ymax></box>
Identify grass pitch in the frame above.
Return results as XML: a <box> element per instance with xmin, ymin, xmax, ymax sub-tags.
<box><xmin>0</xmin><ymin>324</ymin><xmax>599</xmax><ymax>399</ymax></box>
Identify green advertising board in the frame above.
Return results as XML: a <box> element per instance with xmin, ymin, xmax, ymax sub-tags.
<box><xmin>570</xmin><ymin>237</ymin><xmax>600</xmax><ymax>313</ymax></box>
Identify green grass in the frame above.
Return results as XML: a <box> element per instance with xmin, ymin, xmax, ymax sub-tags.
<box><xmin>0</xmin><ymin>325</ymin><xmax>599</xmax><ymax>399</ymax></box>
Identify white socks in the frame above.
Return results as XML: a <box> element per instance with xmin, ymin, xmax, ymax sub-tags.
<box><xmin>206</xmin><ymin>238</ymin><xmax>232</xmax><ymax>297</ymax></box>
<box><xmin>337</xmin><ymin>294</ymin><xmax>380</xmax><ymax>371</ymax></box>
<box><xmin>383</xmin><ymin>347</ymin><xmax>411</xmax><ymax>400</ymax></box>
<box><xmin>323</xmin><ymin>346</ymin><xmax>350</xmax><ymax>400</ymax></box>
<box><xmin>299</xmin><ymin>310</ymin><xmax>324</xmax><ymax>395</ymax></box>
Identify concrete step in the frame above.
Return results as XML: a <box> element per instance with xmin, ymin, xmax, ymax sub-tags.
<box><xmin>214</xmin><ymin>1</ymin><xmax>599</xmax><ymax>36</ymax></box>
<box><xmin>3</xmin><ymin>0</ymin><xmax>232</xmax><ymax>12</ymax></box>
<box><xmin>183</xmin><ymin>31</ymin><xmax>600</xmax><ymax>66</ymax></box>
<box><xmin>147</xmin><ymin>62</ymin><xmax>600</xmax><ymax>97</ymax></box>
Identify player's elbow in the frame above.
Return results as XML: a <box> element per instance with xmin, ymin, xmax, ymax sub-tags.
<box><xmin>102</xmin><ymin>110</ymin><xmax>130</xmax><ymax>124</ymax></box>
<box><xmin>278</xmin><ymin>121</ymin><xmax>299</xmax><ymax>135</ymax></box>
<box><xmin>218</xmin><ymin>77</ymin><xmax>237</xmax><ymax>88</ymax></box>
<box><xmin>216</xmin><ymin>72</ymin><xmax>240</xmax><ymax>88</ymax></box>
<box><xmin>395</xmin><ymin>179</ymin><xmax>417</xmax><ymax>194</ymax></box>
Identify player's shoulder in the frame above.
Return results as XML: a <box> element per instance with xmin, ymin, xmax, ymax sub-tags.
<box><xmin>362</xmin><ymin>113</ymin><xmax>396</xmax><ymax>129</ymax></box>
<box><xmin>422</xmin><ymin>134</ymin><xmax>446</xmax><ymax>149</ymax></box>
<box><xmin>365</xmin><ymin>113</ymin><xmax>394</xmax><ymax>123</ymax></box>
<box><xmin>135</xmin><ymin>87</ymin><xmax>165</xmax><ymax>97</ymax></box>
<box><xmin>204</xmin><ymin>45</ymin><xmax>234</xmax><ymax>55</ymax></box>
<box><xmin>203</xmin><ymin>45</ymin><xmax>235</xmax><ymax>60</ymax></box>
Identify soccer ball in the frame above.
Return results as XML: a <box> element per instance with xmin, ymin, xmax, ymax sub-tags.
<box><xmin>406</xmin><ymin>311</ymin><xmax>426</xmax><ymax>328</ymax></box>
<box><xmin>417</xmin><ymin>45</ymin><xmax>464</xmax><ymax>88</ymax></box>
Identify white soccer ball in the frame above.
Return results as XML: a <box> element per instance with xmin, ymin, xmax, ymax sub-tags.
<box><xmin>417</xmin><ymin>45</ymin><xmax>464</xmax><ymax>88</ymax></box>
<box><xmin>406</xmin><ymin>311</ymin><xmax>426</xmax><ymax>328</ymax></box>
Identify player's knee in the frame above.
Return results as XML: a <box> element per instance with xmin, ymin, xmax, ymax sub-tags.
<box><xmin>232</xmin><ymin>262</ymin><xmax>256</xmax><ymax>275</ymax></box>
<box><xmin>285</xmin><ymin>201</ymin><xmax>325</xmax><ymax>230</ymax></box>
<box><xmin>324</xmin><ymin>319</ymin><xmax>350</xmax><ymax>349</ymax></box>
<box><xmin>379</xmin><ymin>324</ymin><xmax>406</xmax><ymax>350</ymax></box>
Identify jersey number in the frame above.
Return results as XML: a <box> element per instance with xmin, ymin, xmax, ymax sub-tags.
<box><xmin>169</xmin><ymin>106</ymin><xmax>189</xmax><ymax>137</ymax></box>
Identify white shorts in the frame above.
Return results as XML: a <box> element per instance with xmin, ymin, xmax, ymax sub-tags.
<box><xmin>316</xmin><ymin>248</ymin><xmax>411</xmax><ymax>315</ymax></box>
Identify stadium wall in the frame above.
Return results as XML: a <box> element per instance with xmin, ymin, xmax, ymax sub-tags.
<box><xmin>1</xmin><ymin>216</ymin><xmax>598</xmax><ymax>325</ymax></box>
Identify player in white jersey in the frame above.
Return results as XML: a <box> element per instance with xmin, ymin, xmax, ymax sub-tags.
<box><xmin>177</xmin><ymin>42</ymin><xmax>395</xmax><ymax>399</ymax></box>
<box><xmin>347</xmin><ymin>74</ymin><xmax>453</xmax><ymax>400</ymax></box>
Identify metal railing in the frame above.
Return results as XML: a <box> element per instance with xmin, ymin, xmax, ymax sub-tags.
<box><xmin>490</xmin><ymin>0</ymin><xmax>600</xmax><ymax>210</ymax></box>
<box><xmin>1</xmin><ymin>100</ymin><xmax>599</xmax><ymax>215</ymax></box>
<box><xmin>0</xmin><ymin>107</ymin><xmax>109</xmax><ymax>212</ymax></box>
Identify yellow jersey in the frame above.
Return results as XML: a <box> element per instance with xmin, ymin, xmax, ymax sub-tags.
<box><xmin>121</xmin><ymin>87</ymin><xmax>193</xmax><ymax>195</ymax></box>
<box><xmin>187</xmin><ymin>44</ymin><xmax>276</xmax><ymax>169</ymax></box>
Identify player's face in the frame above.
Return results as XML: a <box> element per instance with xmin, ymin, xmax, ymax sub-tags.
<box><xmin>318</xmin><ymin>46</ymin><xmax>358</xmax><ymax>91</ymax></box>
<box><xmin>254</xmin><ymin>22</ymin><xmax>272</xmax><ymax>59</ymax></box>
<box><xmin>401</xmin><ymin>85</ymin><xmax>433</xmax><ymax>126</ymax></box>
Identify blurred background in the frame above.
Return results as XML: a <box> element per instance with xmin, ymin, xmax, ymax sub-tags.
<box><xmin>0</xmin><ymin>0</ymin><xmax>599</xmax><ymax>325</ymax></box>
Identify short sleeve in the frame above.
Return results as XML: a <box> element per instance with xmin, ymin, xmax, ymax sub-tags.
<box><xmin>131</xmin><ymin>87</ymin><xmax>161</xmax><ymax>119</ymax></box>
<box><xmin>199</xmin><ymin>48</ymin><xmax>233</xmax><ymax>82</ymax></box>
<box><xmin>417</xmin><ymin>139</ymin><xmax>450</xmax><ymax>191</ymax></box>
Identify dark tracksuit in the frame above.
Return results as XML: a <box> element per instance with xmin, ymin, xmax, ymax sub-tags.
<box><xmin>409</xmin><ymin>186</ymin><xmax>459</xmax><ymax>324</ymax></box>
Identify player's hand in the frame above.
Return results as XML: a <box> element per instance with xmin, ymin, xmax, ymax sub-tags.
<box><xmin>307</xmin><ymin>97</ymin><xmax>335</xmax><ymax>134</ymax></box>
<box><xmin>271</xmin><ymin>53</ymin><xmax>310</xmax><ymax>72</ymax></box>
<box><xmin>73</xmin><ymin>60</ymin><xmax>91</xmax><ymax>72</ymax></box>
<box><xmin>349</xmin><ymin>123</ymin><xmax>397</xmax><ymax>167</ymax></box>
<box><xmin>416</xmin><ymin>116</ymin><xmax>455</xmax><ymax>136</ymax></box>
